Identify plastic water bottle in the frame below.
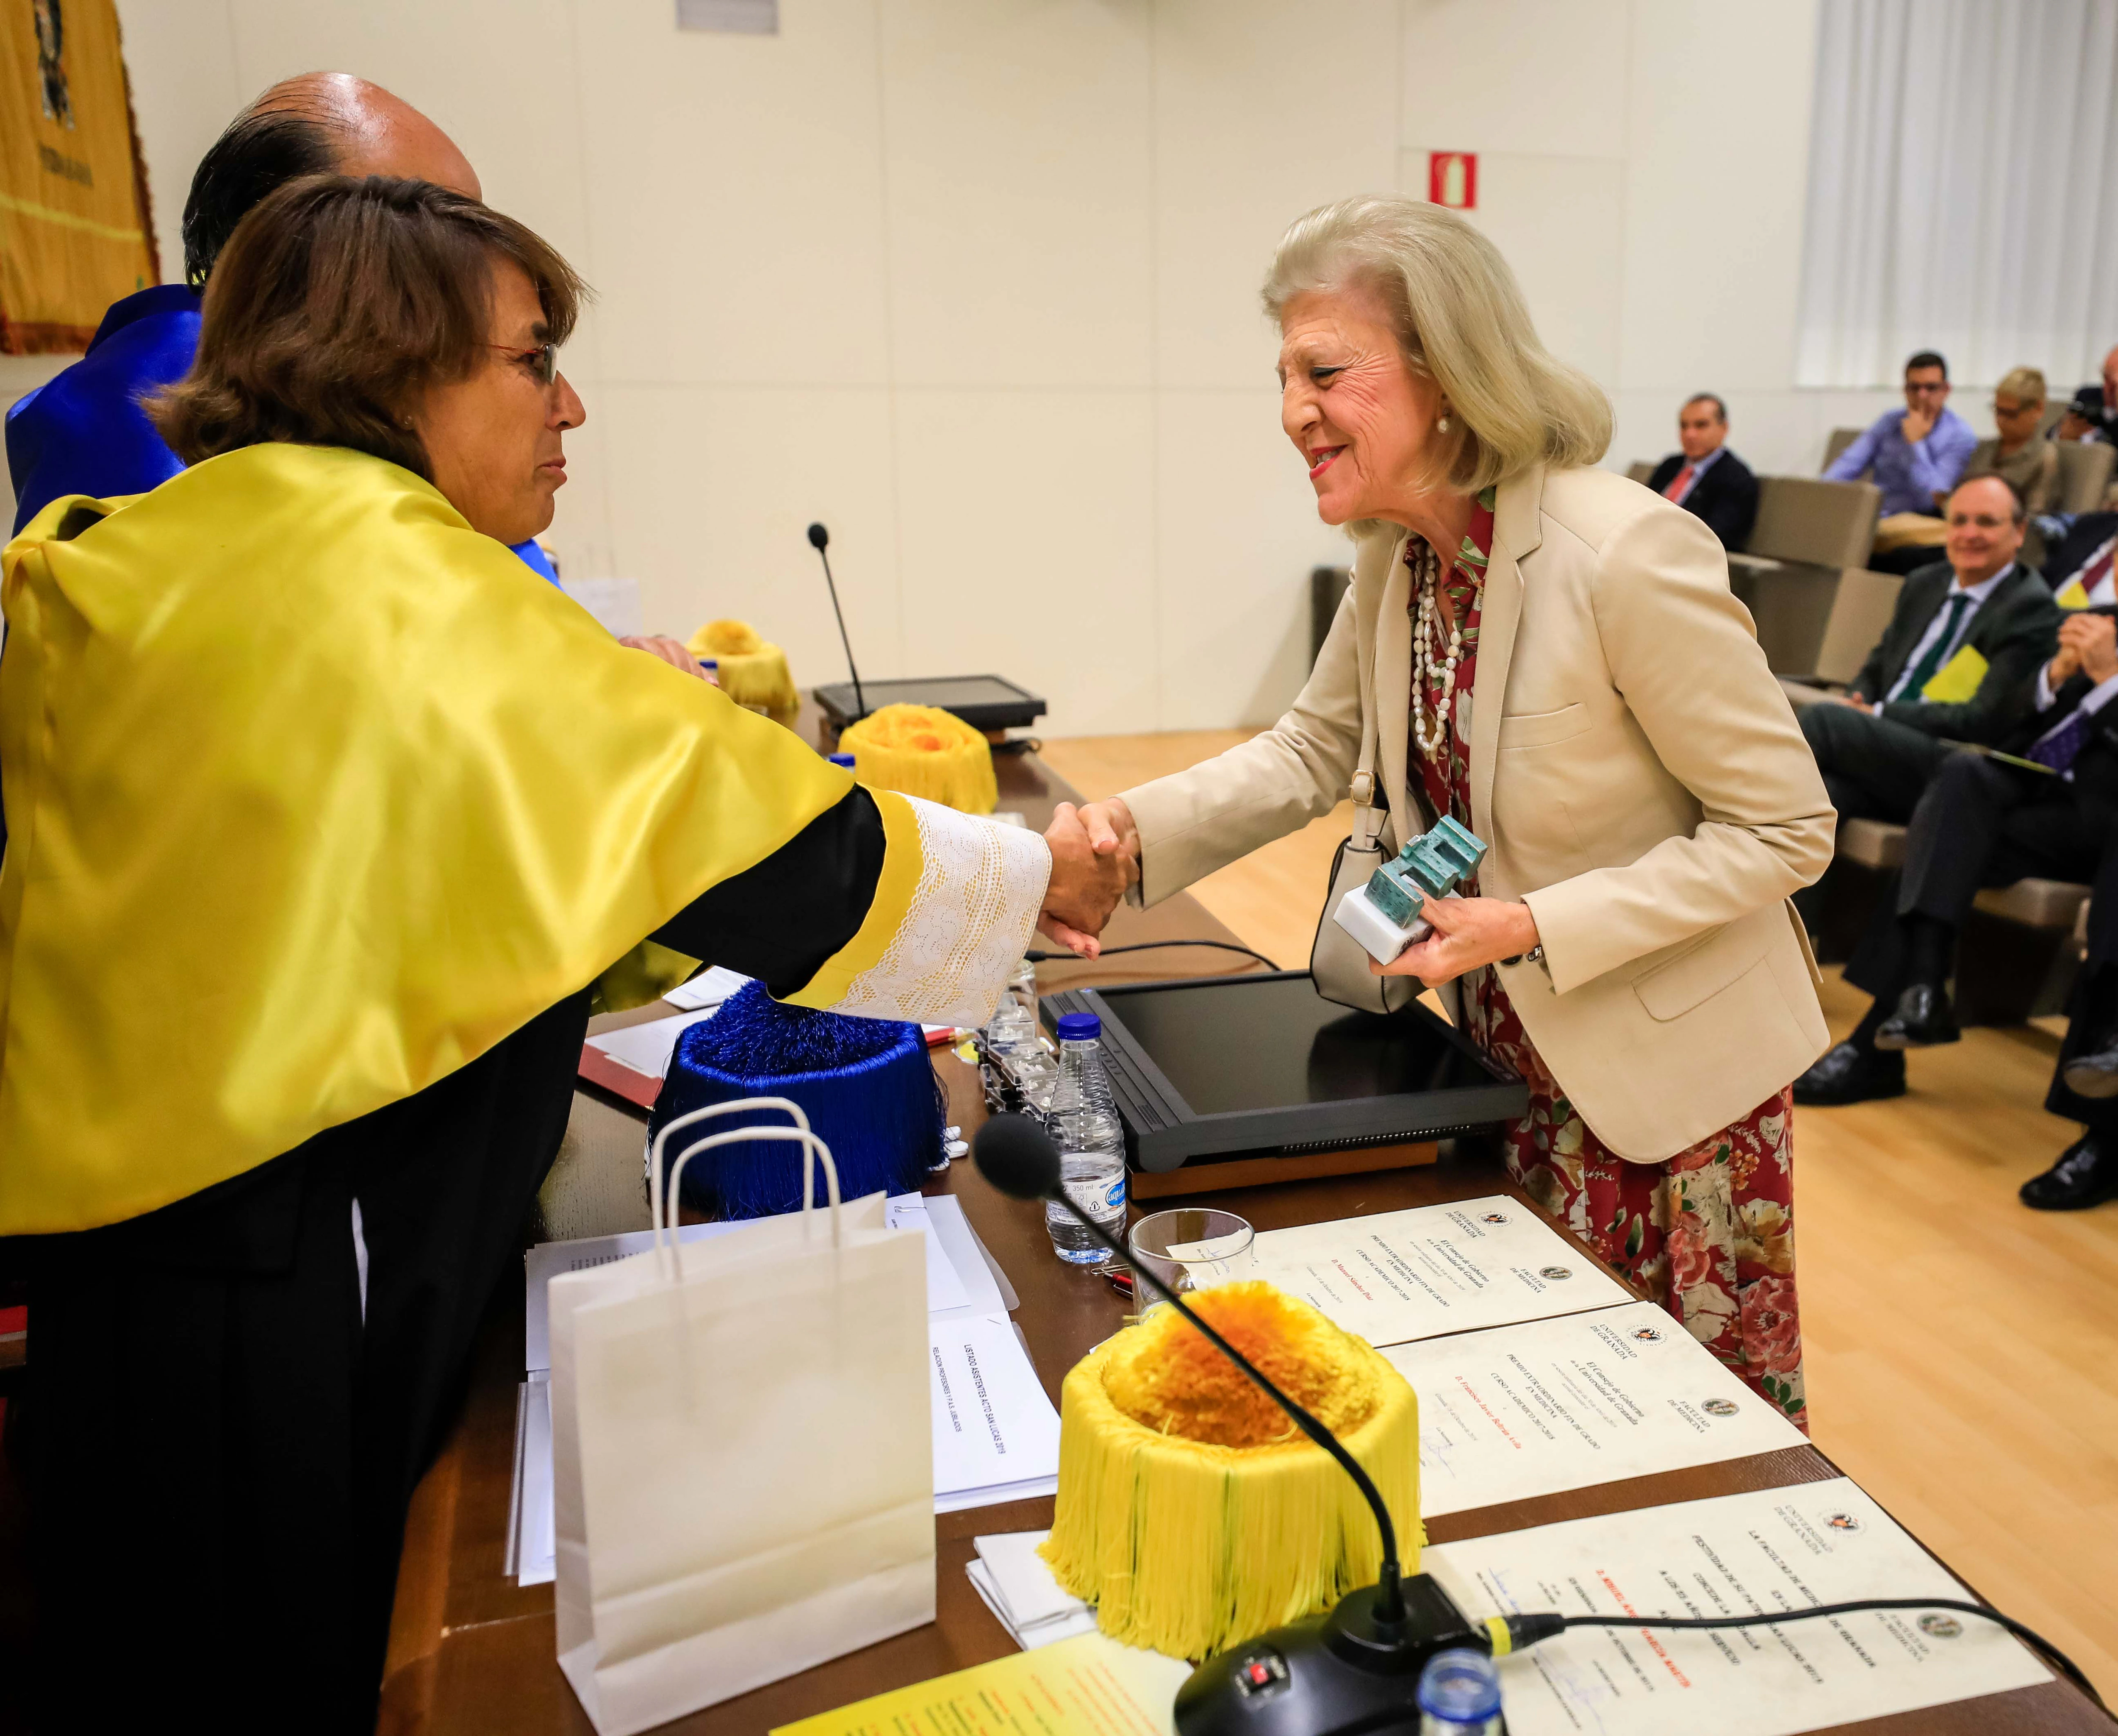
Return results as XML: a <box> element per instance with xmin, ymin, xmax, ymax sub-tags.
<box><xmin>1043</xmin><ymin>1012</ymin><xmax>1128</xmax><ymax>1265</ymax></box>
<box><xmin>984</xmin><ymin>957</ymin><xmax>1039</xmax><ymax>1055</ymax></box>
<box><xmin>1416</xmin><ymin>1648</ymin><xmax>1501</xmax><ymax>1736</ymax></box>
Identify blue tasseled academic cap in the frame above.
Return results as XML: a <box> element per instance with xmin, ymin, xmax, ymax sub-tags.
<box><xmin>647</xmin><ymin>981</ymin><xmax>946</xmax><ymax>1218</ymax></box>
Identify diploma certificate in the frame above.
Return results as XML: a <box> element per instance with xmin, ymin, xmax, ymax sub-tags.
<box><xmin>1226</xmin><ymin>1196</ymin><xmax>1632</xmax><ymax>1346</ymax></box>
<box><xmin>1424</xmin><ymin>1478</ymin><xmax>2049</xmax><ymax>1736</ymax></box>
<box><xmin>1386</xmin><ymin>1302</ymin><xmax>1807</xmax><ymax>1516</ymax></box>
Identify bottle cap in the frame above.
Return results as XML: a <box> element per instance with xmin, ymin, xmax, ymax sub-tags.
<box><xmin>1054</xmin><ymin>1012</ymin><xmax>1101</xmax><ymax>1041</ymax></box>
<box><xmin>828</xmin><ymin>753</ymin><xmax>857</xmax><ymax>768</ymax></box>
<box><xmin>1415</xmin><ymin>1649</ymin><xmax>1500</xmax><ymax>1723</ymax></box>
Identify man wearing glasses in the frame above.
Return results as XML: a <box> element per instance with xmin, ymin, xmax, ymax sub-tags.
<box><xmin>1826</xmin><ymin>349</ymin><xmax>1979</xmax><ymax>518</ymax></box>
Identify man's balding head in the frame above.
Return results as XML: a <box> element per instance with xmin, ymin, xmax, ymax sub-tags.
<box><xmin>180</xmin><ymin>73</ymin><xmax>479</xmax><ymax>287</ymax></box>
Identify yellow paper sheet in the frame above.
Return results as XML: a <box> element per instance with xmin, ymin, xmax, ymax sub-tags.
<box><xmin>770</xmin><ymin>1631</ymin><xmax>1189</xmax><ymax>1736</ymax></box>
<box><xmin>1921</xmin><ymin>642</ymin><xmax>1988</xmax><ymax>703</ymax></box>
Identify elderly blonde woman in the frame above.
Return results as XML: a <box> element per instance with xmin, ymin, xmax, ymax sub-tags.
<box><xmin>1079</xmin><ymin>196</ymin><xmax>1834</xmax><ymax>1426</ymax></box>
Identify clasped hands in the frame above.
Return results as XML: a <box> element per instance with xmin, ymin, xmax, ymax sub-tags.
<box><xmin>2050</xmin><ymin>611</ymin><xmax>2118</xmax><ymax>688</ymax></box>
<box><xmin>1035</xmin><ymin>795</ymin><xmax>1539</xmax><ymax>983</ymax></box>
<box><xmin>1037</xmin><ymin>799</ymin><xmax>1140</xmax><ymax>957</ymax></box>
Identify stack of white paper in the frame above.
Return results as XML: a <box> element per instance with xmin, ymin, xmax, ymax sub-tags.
<box><xmin>930</xmin><ymin>1314</ymin><xmax>1061</xmax><ymax>1513</ymax></box>
<box><xmin>967</xmin><ymin>1531</ymin><xmax>1098</xmax><ymax>1649</ymax></box>
<box><xmin>661</xmin><ymin>964</ymin><xmax>751</xmax><ymax>1012</ymax></box>
<box><xmin>579</xmin><ymin>1007</ymin><xmax>717</xmax><ymax>1083</ymax></box>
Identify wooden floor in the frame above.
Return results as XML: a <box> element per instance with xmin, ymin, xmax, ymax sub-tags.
<box><xmin>1042</xmin><ymin>730</ymin><xmax>2118</xmax><ymax>1699</ymax></box>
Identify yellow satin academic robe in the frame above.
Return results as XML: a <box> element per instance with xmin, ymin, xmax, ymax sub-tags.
<box><xmin>0</xmin><ymin>443</ymin><xmax>1047</xmax><ymax>1235</ymax></box>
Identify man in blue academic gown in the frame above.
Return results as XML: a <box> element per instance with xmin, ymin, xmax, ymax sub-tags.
<box><xmin>6</xmin><ymin>72</ymin><xmax>559</xmax><ymax>583</ymax></box>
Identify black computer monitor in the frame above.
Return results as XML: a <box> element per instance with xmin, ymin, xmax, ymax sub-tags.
<box><xmin>1039</xmin><ymin>971</ymin><xmax>1526</xmax><ymax>1173</ymax></box>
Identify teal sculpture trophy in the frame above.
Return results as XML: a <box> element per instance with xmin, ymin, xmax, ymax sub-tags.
<box><xmin>1330</xmin><ymin>815</ymin><xmax>1488</xmax><ymax>966</ymax></box>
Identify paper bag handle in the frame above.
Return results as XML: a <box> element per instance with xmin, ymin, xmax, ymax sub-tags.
<box><xmin>649</xmin><ymin>1100</ymin><xmax>842</xmax><ymax>1281</ymax></box>
<box><xmin>649</xmin><ymin>1097</ymin><xmax>809</xmax><ymax>1244</ymax></box>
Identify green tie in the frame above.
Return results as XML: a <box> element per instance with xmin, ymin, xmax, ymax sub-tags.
<box><xmin>1897</xmin><ymin>590</ymin><xmax>1976</xmax><ymax>701</ymax></box>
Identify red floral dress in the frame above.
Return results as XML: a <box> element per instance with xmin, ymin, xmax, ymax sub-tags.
<box><xmin>1409</xmin><ymin>493</ymin><xmax>1807</xmax><ymax>1429</ymax></box>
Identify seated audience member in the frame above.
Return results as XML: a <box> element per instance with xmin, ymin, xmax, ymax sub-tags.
<box><xmin>1799</xmin><ymin>474</ymin><xmax>2060</xmax><ymax>823</ymax></box>
<box><xmin>2021</xmin><ymin>869</ymin><xmax>2118</xmax><ymax>1211</ymax></box>
<box><xmin>1960</xmin><ymin>368</ymin><xmax>2060</xmax><ymax>518</ymax></box>
<box><xmin>2054</xmin><ymin>345</ymin><xmax>2118</xmax><ymax>444</ymax></box>
<box><xmin>1797</xmin><ymin>609</ymin><xmax>2118</xmax><ymax>1118</ymax></box>
<box><xmin>1645</xmin><ymin>393</ymin><xmax>1758</xmax><ymax>549</ymax></box>
<box><xmin>1825</xmin><ymin>348</ymin><xmax>1977</xmax><ymax>516</ymax></box>
<box><xmin>2047</xmin><ymin>508</ymin><xmax>2118</xmax><ymax>608</ymax></box>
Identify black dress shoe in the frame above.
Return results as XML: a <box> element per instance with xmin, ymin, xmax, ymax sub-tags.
<box><xmin>1793</xmin><ymin>1041</ymin><xmax>1906</xmax><ymax>1105</ymax></box>
<box><xmin>1872</xmin><ymin>984</ymin><xmax>1960</xmax><ymax>1050</ymax></box>
<box><xmin>2020</xmin><ymin>1133</ymin><xmax>2118</xmax><ymax>1210</ymax></box>
<box><xmin>2062</xmin><ymin>1038</ymin><xmax>2118</xmax><ymax>1100</ymax></box>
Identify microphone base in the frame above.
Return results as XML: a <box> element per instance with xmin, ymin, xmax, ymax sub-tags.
<box><xmin>1174</xmin><ymin>1575</ymin><xmax>1478</xmax><ymax>1736</ymax></box>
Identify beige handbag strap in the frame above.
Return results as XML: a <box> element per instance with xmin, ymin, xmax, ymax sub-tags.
<box><xmin>1349</xmin><ymin>591</ymin><xmax>1386</xmax><ymax>851</ymax></box>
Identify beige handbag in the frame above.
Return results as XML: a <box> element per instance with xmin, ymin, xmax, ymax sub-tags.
<box><xmin>1309</xmin><ymin>623</ymin><xmax>1420</xmax><ymax>1016</ymax></box>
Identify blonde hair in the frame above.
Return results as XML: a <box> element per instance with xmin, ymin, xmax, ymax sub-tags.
<box><xmin>1262</xmin><ymin>194</ymin><xmax>1611</xmax><ymax>499</ymax></box>
<box><xmin>1996</xmin><ymin>366</ymin><xmax>2047</xmax><ymax>405</ymax></box>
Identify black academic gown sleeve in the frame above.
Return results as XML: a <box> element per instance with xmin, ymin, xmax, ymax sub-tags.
<box><xmin>651</xmin><ymin>785</ymin><xmax>885</xmax><ymax>995</ymax></box>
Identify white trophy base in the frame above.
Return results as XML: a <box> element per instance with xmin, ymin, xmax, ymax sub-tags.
<box><xmin>1331</xmin><ymin>883</ymin><xmax>1442</xmax><ymax>966</ymax></box>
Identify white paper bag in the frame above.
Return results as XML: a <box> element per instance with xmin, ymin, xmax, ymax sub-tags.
<box><xmin>550</xmin><ymin>1100</ymin><xmax>934</xmax><ymax>1735</ymax></box>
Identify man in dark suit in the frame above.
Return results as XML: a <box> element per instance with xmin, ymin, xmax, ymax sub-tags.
<box><xmin>1799</xmin><ymin>474</ymin><xmax>2060</xmax><ymax>823</ymax></box>
<box><xmin>1798</xmin><ymin>606</ymin><xmax>2118</xmax><ymax>1138</ymax></box>
<box><xmin>1646</xmin><ymin>394</ymin><xmax>1759</xmax><ymax>549</ymax></box>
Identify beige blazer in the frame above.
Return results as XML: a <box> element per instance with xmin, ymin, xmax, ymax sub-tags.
<box><xmin>1123</xmin><ymin>463</ymin><xmax>1835</xmax><ymax>1161</ymax></box>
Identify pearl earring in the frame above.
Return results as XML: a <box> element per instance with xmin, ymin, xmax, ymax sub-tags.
<box><xmin>1437</xmin><ymin>414</ymin><xmax>1451</xmax><ymax>433</ymax></box>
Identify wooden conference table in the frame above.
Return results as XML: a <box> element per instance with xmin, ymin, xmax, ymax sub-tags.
<box><xmin>376</xmin><ymin>727</ymin><xmax>2105</xmax><ymax>1736</ymax></box>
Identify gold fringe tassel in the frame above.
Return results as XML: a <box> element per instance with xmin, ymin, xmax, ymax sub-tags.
<box><xmin>1038</xmin><ymin>1309</ymin><xmax>1420</xmax><ymax>1661</ymax></box>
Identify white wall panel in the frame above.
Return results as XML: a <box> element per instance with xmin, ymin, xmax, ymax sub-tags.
<box><xmin>96</xmin><ymin>1</ymin><xmax>1861</xmax><ymax>734</ymax></box>
<box><xmin>891</xmin><ymin>389</ymin><xmax>1155</xmax><ymax>736</ymax></box>
<box><xmin>879</xmin><ymin>0</ymin><xmax>1153</xmax><ymax>389</ymax></box>
<box><xmin>574</xmin><ymin>0</ymin><xmax>893</xmax><ymax>387</ymax></box>
<box><xmin>1154</xmin><ymin>389</ymin><xmax>1350</xmax><ymax>729</ymax></box>
<box><xmin>1618</xmin><ymin>0</ymin><xmax>1819</xmax><ymax>392</ymax></box>
<box><xmin>595</xmin><ymin>384</ymin><xmax>904</xmax><ymax>679</ymax></box>
<box><xmin>1400</xmin><ymin>0</ymin><xmax>1629</xmax><ymax>161</ymax></box>
<box><xmin>1152</xmin><ymin>0</ymin><xmax>1400</xmax><ymax>390</ymax></box>
<box><xmin>114</xmin><ymin>0</ymin><xmax>242</xmax><ymax>281</ymax></box>
<box><xmin>1406</xmin><ymin>148</ymin><xmax>1626</xmax><ymax>392</ymax></box>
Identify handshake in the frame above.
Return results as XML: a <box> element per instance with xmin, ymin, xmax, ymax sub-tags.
<box><xmin>1035</xmin><ymin>798</ymin><xmax>1141</xmax><ymax>958</ymax></box>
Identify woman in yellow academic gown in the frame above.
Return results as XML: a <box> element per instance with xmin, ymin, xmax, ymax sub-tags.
<box><xmin>0</xmin><ymin>175</ymin><xmax>1120</xmax><ymax>1733</ymax></box>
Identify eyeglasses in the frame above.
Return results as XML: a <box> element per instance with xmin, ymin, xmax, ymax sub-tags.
<box><xmin>486</xmin><ymin>341</ymin><xmax>561</xmax><ymax>386</ymax></box>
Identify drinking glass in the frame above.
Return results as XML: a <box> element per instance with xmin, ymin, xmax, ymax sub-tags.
<box><xmin>1126</xmin><ymin>1208</ymin><xmax>1256</xmax><ymax>1300</ymax></box>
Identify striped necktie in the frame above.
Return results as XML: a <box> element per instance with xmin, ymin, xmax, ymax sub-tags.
<box><xmin>1898</xmin><ymin>590</ymin><xmax>1977</xmax><ymax>700</ymax></box>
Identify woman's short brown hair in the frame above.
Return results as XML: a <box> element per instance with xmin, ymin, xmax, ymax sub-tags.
<box><xmin>149</xmin><ymin>174</ymin><xmax>587</xmax><ymax>478</ymax></box>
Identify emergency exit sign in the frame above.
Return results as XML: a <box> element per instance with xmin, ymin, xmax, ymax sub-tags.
<box><xmin>1428</xmin><ymin>152</ymin><xmax>1477</xmax><ymax>210</ymax></box>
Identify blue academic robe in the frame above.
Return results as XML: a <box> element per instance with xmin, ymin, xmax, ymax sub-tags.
<box><xmin>6</xmin><ymin>283</ymin><xmax>562</xmax><ymax>582</ymax></box>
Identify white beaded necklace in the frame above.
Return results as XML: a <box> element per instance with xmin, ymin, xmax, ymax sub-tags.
<box><xmin>1410</xmin><ymin>539</ymin><xmax>1465</xmax><ymax>761</ymax></box>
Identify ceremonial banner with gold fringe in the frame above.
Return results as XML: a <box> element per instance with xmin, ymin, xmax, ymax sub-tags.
<box><xmin>0</xmin><ymin>0</ymin><xmax>158</xmax><ymax>353</ymax></box>
<box><xmin>0</xmin><ymin>443</ymin><xmax>1049</xmax><ymax>1234</ymax></box>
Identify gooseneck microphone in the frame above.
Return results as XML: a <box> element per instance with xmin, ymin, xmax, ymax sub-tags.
<box><xmin>973</xmin><ymin>1115</ymin><xmax>2105</xmax><ymax>1735</ymax></box>
<box><xmin>806</xmin><ymin>521</ymin><xmax>867</xmax><ymax>721</ymax></box>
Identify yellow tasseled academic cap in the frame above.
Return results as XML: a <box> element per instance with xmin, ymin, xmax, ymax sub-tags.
<box><xmin>686</xmin><ymin>617</ymin><xmax>800</xmax><ymax>724</ymax></box>
<box><xmin>1040</xmin><ymin>1282</ymin><xmax>1420</xmax><ymax>1661</ymax></box>
<box><xmin>836</xmin><ymin>703</ymin><xmax>997</xmax><ymax>815</ymax></box>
